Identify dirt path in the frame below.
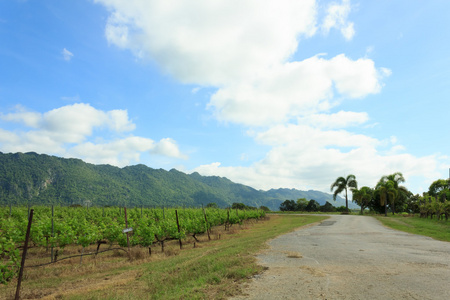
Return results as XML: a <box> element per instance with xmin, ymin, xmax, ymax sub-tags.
<box><xmin>230</xmin><ymin>215</ymin><xmax>450</xmax><ymax>300</ymax></box>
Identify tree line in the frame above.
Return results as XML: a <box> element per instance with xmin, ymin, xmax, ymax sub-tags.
<box><xmin>279</xmin><ymin>198</ymin><xmax>347</xmax><ymax>213</ymax></box>
<box><xmin>330</xmin><ymin>172</ymin><xmax>450</xmax><ymax>219</ymax></box>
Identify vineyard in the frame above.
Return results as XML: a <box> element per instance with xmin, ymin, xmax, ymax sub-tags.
<box><xmin>0</xmin><ymin>205</ymin><xmax>265</xmax><ymax>285</ymax></box>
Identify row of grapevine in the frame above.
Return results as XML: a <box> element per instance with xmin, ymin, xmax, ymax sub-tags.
<box><xmin>419</xmin><ymin>196</ymin><xmax>450</xmax><ymax>220</ymax></box>
<box><xmin>0</xmin><ymin>205</ymin><xmax>265</xmax><ymax>284</ymax></box>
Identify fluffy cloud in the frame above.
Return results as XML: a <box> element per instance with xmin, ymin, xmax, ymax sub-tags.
<box><xmin>209</xmin><ymin>54</ymin><xmax>386</xmax><ymax>126</ymax></box>
<box><xmin>98</xmin><ymin>0</ymin><xmax>318</xmax><ymax>85</ymax></box>
<box><xmin>0</xmin><ymin>103</ymin><xmax>186</xmax><ymax>167</ymax></box>
<box><xmin>62</xmin><ymin>48</ymin><xmax>74</xmax><ymax>61</ymax></box>
<box><xmin>321</xmin><ymin>0</ymin><xmax>355</xmax><ymax>40</ymax></box>
<box><xmin>96</xmin><ymin>0</ymin><xmax>387</xmax><ymax>127</ymax></box>
<box><xmin>151</xmin><ymin>138</ymin><xmax>188</xmax><ymax>159</ymax></box>
<box><xmin>94</xmin><ymin>0</ymin><xmax>441</xmax><ymax>193</ymax></box>
<box><xmin>195</xmin><ymin>124</ymin><xmax>441</xmax><ymax>194</ymax></box>
<box><xmin>297</xmin><ymin>111</ymin><xmax>369</xmax><ymax>129</ymax></box>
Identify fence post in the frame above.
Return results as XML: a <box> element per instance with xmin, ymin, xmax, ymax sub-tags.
<box><xmin>175</xmin><ymin>210</ymin><xmax>182</xmax><ymax>249</ymax></box>
<box><xmin>124</xmin><ymin>207</ymin><xmax>130</xmax><ymax>253</ymax></box>
<box><xmin>15</xmin><ymin>209</ymin><xmax>34</xmax><ymax>300</ymax></box>
<box><xmin>51</xmin><ymin>205</ymin><xmax>54</xmax><ymax>263</ymax></box>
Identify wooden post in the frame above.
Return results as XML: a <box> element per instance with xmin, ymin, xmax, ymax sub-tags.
<box><xmin>51</xmin><ymin>205</ymin><xmax>54</xmax><ymax>263</ymax></box>
<box><xmin>15</xmin><ymin>209</ymin><xmax>34</xmax><ymax>300</ymax></box>
<box><xmin>124</xmin><ymin>207</ymin><xmax>130</xmax><ymax>253</ymax></box>
<box><xmin>175</xmin><ymin>210</ymin><xmax>182</xmax><ymax>249</ymax></box>
<box><xmin>203</xmin><ymin>208</ymin><xmax>211</xmax><ymax>240</ymax></box>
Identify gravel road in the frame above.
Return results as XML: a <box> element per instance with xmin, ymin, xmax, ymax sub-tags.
<box><xmin>230</xmin><ymin>215</ymin><xmax>450</xmax><ymax>300</ymax></box>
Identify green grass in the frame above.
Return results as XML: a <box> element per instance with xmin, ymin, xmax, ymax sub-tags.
<box><xmin>374</xmin><ymin>214</ymin><xmax>450</xmax><ymax>242</ymax></box>
<box><xmin>2</xmin><ymin>215</ymin><xmax>327</xmax><ymax>300</ymax></box>
<box><xmin>91</xmin><ymin>214</ymin><xmax>328</xmax><ymax>300</ymax></box>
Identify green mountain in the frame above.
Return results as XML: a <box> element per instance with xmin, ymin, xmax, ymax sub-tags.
<box><xmin>0</xmin><ymin>152</ymin><xmax>350</xmax><ymax>210</ymax></box>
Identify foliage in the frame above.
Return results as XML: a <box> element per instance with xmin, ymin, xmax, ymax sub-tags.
<box><xmin>319</xmin><ymin>201</ymin><xmax>336</xmax><ymax>212</ymax></box>
<box><xmin>0</xmin><ymin>205</ymin><xmax>265</xmax><ymax>284</ymax></box>
<box><xmin>374</xmin><ymin>172</ymin><xmax>406</xmax><ymax>216</ymax></box>
<box><xmin>330</xmin><ymin>174</ymin><xmax>358</xmax><ymax>211</ymax></box>
<box><xmin>305</xmin><ymin>199</ymin><xmax>320</xmax><ymax>212</ymax></box>
<box><xmin>279</xmin><ymin>200</ymin><xmax>298</xmax><ymax>211</ymax></box>
<box><xmin>279</xmin><ymin>199</ymin><xmax>337</xmax><ymax>212</ymax></box>
<box><xmin>231</xmin><ymin>202</ymin><xmax>256</xmax><ymax>210</ymax></box>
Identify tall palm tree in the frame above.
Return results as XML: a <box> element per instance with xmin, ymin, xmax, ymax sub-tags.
<box><xmin>352</xmin><ymin>186</ymin><xmax>373</xmax><ymax>215</ymax></box>
<box><xmin>331</xmin><ymin>175</ymin><xmax>358</xmax><ymax>212</ymax></box>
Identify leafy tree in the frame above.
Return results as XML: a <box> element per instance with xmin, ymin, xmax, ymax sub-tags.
<box><xmin>428</xmin><ymin>179</ymin><xmax>450</xmax><ymax>202</ymax></box>
<box><xmin>259</xmin><ymin>206</ymin><xmax>270</xmax><ymax>212</ymax></box>
<box><xmin>206</xmin><ymin>202</ymin><xmax>218</xmax><ymax>208</ymax></box>
<box><xmin>352</xmin><ymin>186</ymin><xmax>374</xmax><ymax>215</ymax></box>
<box><xmin>320</xmin><ymin>201</ymin><xmax>336</xmax><ymax>212</ymax></box>
<box><xmin>335</xmin><ymin>206</ymin><xmax>348</xmax><ymax>212</ymax></box>
<box><xmin>330</xmin><ymin>175</ymin><xmax>357</xmax><ymax>212</ymax></box>
<box><xmin>280</xmin><ymin>200</ymin><xmax>297</xmax><ymax>211</ymax></box>
<box><xmin>296</xmin><ymin>198</ymin><xmax>308</xmax><ymax>211</ymax></box>
<box><xmin>232</xmin><ymin>202</ymin><xmax>253</xmax><ymax>210</ymax></box>
<box><xmin>305</xmin><ymin>199</ymin><xmax>320</xmax><ymax>212</ymax></box>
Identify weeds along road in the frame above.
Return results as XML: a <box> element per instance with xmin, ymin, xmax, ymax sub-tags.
<box><xmin>231</xmin><ymin>215</ymin><xmax>450</xmax><ymax>300</ymax></box>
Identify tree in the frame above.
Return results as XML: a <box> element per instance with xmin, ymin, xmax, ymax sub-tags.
<box><xmin>320</xmin><ymin>201</ymin><xmax>336</xmax><ymax>212</ymax></box>
<box><xmin>428</xmin><ymin>179</ymin><xmax>450</xmax><ymax>202</ymax></box>
<box><xmin>376</xmin><ymin>179</ymin><xmax>397</xmax><ymax>216</ymax></box>
<box><xmin>352</xmin><ymin>186</ymin><xmax>373</xmax><ymax>215</ymax></box>
<box><xmin>330</xmin><ymin>175</ymin><xmax>357</xmax><ymax>212</ymax></box>
<box><xmin>259</xmin><ymin>206</ymin><xmax>270</xmax><ymax>212</ymax></box>
<box><xmin>280</xmin><ymin>200</ymin><xmax>297</xmax><ymax>211</ymax></box>
<box><xmin>305</xmin><ymin>199</ymin><xmax>320</xmax><ymax>212</ymax></box>
<box><xmin>376</xmin><ymin>172</ymin><xmax>406</xmax><ymax>214</ymax></box>
<box><xmin>296</xmin><ymin>198</ymin><xmax>308</xmax><ymax>211</ymax></box>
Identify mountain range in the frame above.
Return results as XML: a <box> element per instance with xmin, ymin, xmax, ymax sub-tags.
<box><xmin>0</xmin><ymin>152</ymin><xmax>354</xmax><ymax>211</ymax></box>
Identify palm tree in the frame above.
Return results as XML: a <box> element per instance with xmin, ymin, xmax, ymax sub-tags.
<box><xmin>331</xmin><ymin>175</ymin><xmax>358</xmax><ymax>212</ymax></box>
<box><xmin>376</xmin><ymin>179</ymin><xmax>398</xmax><ymax>216</ymax></box>
<box><xmin>352</xmin><ymin>186</ymin><xmax>373</xmax><ymax>215</ymax></box>
<box><xmin>377</xmin><ymin>172</ymin><xmax>406</xmax><ymax>214</ymax></box>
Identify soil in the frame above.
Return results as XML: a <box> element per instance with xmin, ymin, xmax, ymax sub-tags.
<box><xmin>230</xmin><ymin>215</ymin><xmax>450</xmax><ymax>300</ymax></box>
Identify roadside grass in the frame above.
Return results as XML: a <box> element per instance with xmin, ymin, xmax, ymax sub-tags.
<box><xmin>1</xmin><ymin>214</ymin><xmax>327</xmax><ymax>300</ymax></box>
<box><xmin>374</xmin><ymin>214</ymin><xmax>450</xmax><ymax>242</ymax></box>
<box><xmin>269</xmin><ymin>211</ymin><xmax>359</xmax><ymax>215</ymax></box>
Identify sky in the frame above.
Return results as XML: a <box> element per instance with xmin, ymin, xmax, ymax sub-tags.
<box><xmin>1</xmin><ymin>0</ymin><xmax>449</xmax><ymax>196</ymax></box>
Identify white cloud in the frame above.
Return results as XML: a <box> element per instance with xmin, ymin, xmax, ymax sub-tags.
<box><xmin>94</xmin><ymin>0</ymin><xmax>442</xmax><ymax>194</ymax></box>
<box><xmin>193</xmin><ymin>124</ymin><xmax>441</xmax><ymax>194</ymax></box>
<box><xmin>0</xmin><ymin>105</ymin><xmax>41</xmax><ymax>128</ymax></box>
<box><xmin>321</xmin><ymin>0</ymin><xmax>355</xmax><ymax>40</ymax></box>
<box><xmin>96</xmin><ymin>0</ymin><xmax>376</xmax><ymax>127</ymax></box>
<box><xmin>0</xmin><ymin>104</ymin><xmax>186</xmax><ymax>167</ymax></box>
<box><xmin>62</xmin><ymin>48</ymin><xmax>74</xmax><ymax>61</ymax></box>
<box><xmin>208</xmin><ymin>54</ymin><xmax>387</xmax><ymax>126</ymax></box>
<box><xmin>97</xmin><ymin>0</ymin><xmax>318</xmax><ymax>86</ymax></box>
<box><xmin>151</xmin><ymin>138</ymin><xmax>188</xmax><ymax>159</ymax></box>
<box><xmin>298</xmin><ymin>111</ymin><xmax>369</xmax><ymax>129</ymax></box>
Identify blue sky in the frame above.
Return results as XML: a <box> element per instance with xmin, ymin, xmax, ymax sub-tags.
<box><xmin>1</xmin><ymin>0</ymin><xmax>449</xmax><ymax>195</ymax></box>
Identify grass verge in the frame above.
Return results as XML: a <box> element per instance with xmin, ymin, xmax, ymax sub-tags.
<box><xmin>374</xmin><ymin>214</ymin><xmax>450</xmax><ymax>242</ymax></box>
<box><xmin>1</xmin><ymin>214</ymin><xmax>327</xmax><ymax>300</ymax></box>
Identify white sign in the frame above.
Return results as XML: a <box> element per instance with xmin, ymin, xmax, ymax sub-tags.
<box><xmin>122</xmin><ymin>227</ymin><xmax>133</xmax><ymax>233</ymax></box>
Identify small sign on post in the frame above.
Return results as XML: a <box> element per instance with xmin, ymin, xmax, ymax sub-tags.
<box><xmin>122</xmin><ymin>227</ymin><xmax>133</xmax><ymax>233</ymax></box>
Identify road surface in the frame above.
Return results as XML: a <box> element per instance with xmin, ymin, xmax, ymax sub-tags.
<box><xmin>231</xmin><ymin>215</ymin><xmax>450</xmax><ymax>300</ymax></box>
